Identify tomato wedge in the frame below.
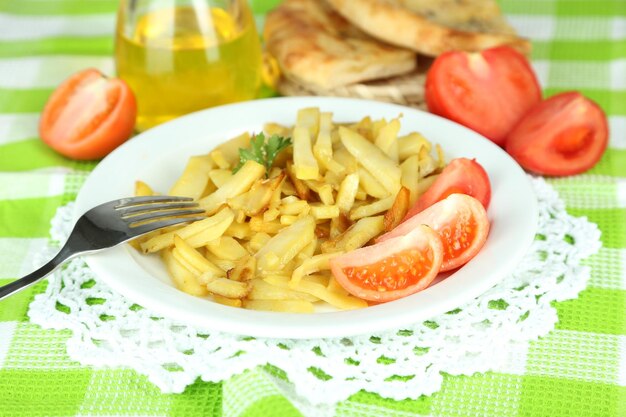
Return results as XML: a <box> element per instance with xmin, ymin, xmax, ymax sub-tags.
<box><xmin>380</xmin><ymin>194</ymin><xmax>489</xmax><ymax>272</ymax></box>
<box><xmin>330</xmin><ymin>225</ymin><xmax>443</xmax><ymax>302</ymax></box>
<box><xmin>425</xmin><ymin>46</ymin><xmax>541</xmax><ymax>146</ymax></box>
<box><xmin>405</xmin><ymin>158</ymin><xmax>490</xmax><ymax>218</ymax></box>
<box><xmin>39</xmin><ymin>68</ymin><xmax>137</xmax><ymax>160</ymax></box>
<box><xmin>505</xmin><ymin>92</ymin><xmax>608</xmax><ymax>176</ymax></box>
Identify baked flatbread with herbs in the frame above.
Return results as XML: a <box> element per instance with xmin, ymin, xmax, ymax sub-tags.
<box><xmin>264</xmin><ymin>0</ymin><xmax>417</xmax><ymax>90</ymax></box>
<box><xmin>325</xmin><ymin>0</ymin><xmax>531</xmax><ymax>56</ymax></box>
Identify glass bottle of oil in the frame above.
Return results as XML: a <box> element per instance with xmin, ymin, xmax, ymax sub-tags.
<box><xmin>115</xmin><ymin>0</ymin><xmax>262</xmax><ymax>131</ymax></box>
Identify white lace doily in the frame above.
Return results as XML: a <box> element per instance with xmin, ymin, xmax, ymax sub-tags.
<box><xmin>28</xmin><ymin>177</ymin><xmax>601</xmax><ymax>405</ymax></box>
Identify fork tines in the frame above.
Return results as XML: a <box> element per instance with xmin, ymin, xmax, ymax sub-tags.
<box><xmin>115</xmin><ymin>196</ymin><xmax>206</xmax><ymax>229</ymax></box>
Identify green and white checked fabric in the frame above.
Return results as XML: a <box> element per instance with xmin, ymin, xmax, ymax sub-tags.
<box><xmin>0</xmin><ymin>0</ymin><xmax>625</xmax><ymax>416</ymax></box>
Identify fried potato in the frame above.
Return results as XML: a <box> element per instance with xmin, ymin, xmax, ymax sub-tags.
<box><xmin>169</xmin><ymin>155</ymin><xmax>215</xmax><ymax>199</ymax></box>
<box><xmin>137</xmin><ymin>107</ymin><xmax>446</xmax><ymax>313</ymax></box>
<box><xmin>242</xmin><ymin>299</ymin><xmax>314</xmax><ymax>313</ymax></box>
<box><xmin>199</xmin><ymin>160</ymin><xmax>266</xmax><ymax>215</ymax></box>
<box><xmin>339</xmin><ymin>126</ymin><xmax>401</xmax><ymax>194</ymax></box>
<box><xmin>255</xmin><ymin>216</ymin><xmax>315</xmax><ymax>272</ymax></box>
<box><xmin>162</xmin><ymin>249</ymin><xmax>208</xmax><ymax>296</ymax></box>
<box><xmin>383</xmin><ymin>186</ymin><xmax>410</xmax><ymax>232</ymax></box>
<box><xmin>141</xmin><ymin>207</ymin><xmax>234</xmax><ymax>253</ymax></box>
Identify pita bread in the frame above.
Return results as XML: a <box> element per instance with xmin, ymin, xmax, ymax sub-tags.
<box><xmin>277</xmin><ymin>68</ymin><xmax>428</xmax><ymax>111</ymax></box>
<box><xmin>325</xmin><ymin>0</ymin><xmax>531</xmax><ymax>56</ymax></box>
<box><xmin>264</xmin><ymin>0</ymin><xmax>417</xmax><ymax>90</ymax></box>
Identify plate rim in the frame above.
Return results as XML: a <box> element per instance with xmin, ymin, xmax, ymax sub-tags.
<box><xmin>75</xmin><ymin>96</ymin><xmax>538</xmax><ymax>339</ymax></box>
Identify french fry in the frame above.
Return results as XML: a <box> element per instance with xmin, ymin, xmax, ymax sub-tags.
<box><xmin>305</xmin><ymin>180</ymin><xmax>335</xmax><ymax>205</ymax></box>
<box><xmin>335</xmin><ymin>173</ymin><xmax>359</xmax><ymax>213</ymax></box>
<box><xmin>212</xmin><ymin>294</ymin><xmax>242</xmax><ymax>308</ymax></box>
<box><xmin>224</xmin><ymin>221</ymin><xmax>252</xmax><ymax>240</ymax></box>
<box><xmin>135</xmin><ymin>180</ymin><xmax>154</xmax><ymax>197</ymax></box>
<box><xmin>309</xmin><ymin>203</ymin><xmax>339</xmax><ymax>220</ymax></box>
<box><xmin>162</xmin><ymin>249</ymin><xmax>208</xmax><ymax>296</ymax></box>
<box><xmin>249</xmin><ymin>279</ymin><xmax>318</xmax><ymax>302</ymax></box>
<box><xmin>313</xmin><ymin>112</ymin><xmax>343</xmax><ymax>174</ymax></box>
<box><xmin>293</xmin><ymin>126</ymin><xmax>319</xmax><ymax>180</ymax></box>
<box><xmin>242</xmin><ymin>299</ymin><xmax>314</xmax><ymax>313</ymax></box>
<box><xmin>357</xmin><ymin>167</ymin><xmax>390</xmax><ymax>199</ymax></box>
<box><xmin>203</xmin><ymin>252</ymin><xmax>237</xmax><ymax>273</ymax></box>
<box><xmin>199</xmin><ymin>160</ymin><xmax>265</xmax><ymax>214</ymax></box>
<box><xmin>286</xmin><ymin>161</ymin><xmax>311</xmax><ymax>200</ymax></box>
<box><xmin>210</xmin><ymin>149</ymin><xmax>230</xmax><ymax>169</ymax></box>
<box><xmin>383</xmin><ymin>187</ymin><xmax>410</xmax><ymax>232</ymax></box>
<box><xmin>398</xmin><ymin>132</ymin><xmax>430</xmax><ymax>161</ymax></box>
<box><xmin>264</xmin><ymin>122</ymin><xmax>291</xmax><ymax>137</ymax></box>
<box><xmin>255</xmin><ymin>216</ymin><xmax>315</xmax><ymax>272</ymax></box>
<box><xmin>290</xmin><ymin>253</ymin><xmax>340</xmax><ymax>286</ymax></box>
<box><xmin>322</xmin><ymin>215</ymin><xmax>384</xmax><ymax>253</ymax></box>
<box><xmin>339</xmin><ymin>126</ymin><xmax>401</xmax><ymax>194</ymax></box>
<box><xmin>418</xmin><ymin>148</ymin><xmax>438</xmax><ymax>177</ymax></box>
<box><xmin>141</xmin><ymin>207</ymin><xmax>234</xmax><ymax>253</ymax></box>
<box><xmin>280</xmin><ymin>214</ymin><xmax>298</xmax><ymax>225</ymax></box>
<box><xmin>333</xmin><ymin>146</ymin><xmax>358</xmax><ymax>173</ymax></box>
<box><xmin>249</xmin><ymin>216</ymin><xmax>284</xmax><ymax>234</ymax></box>
<box><xmin>418</xmin><ymin>174</ymin><xmax>439</xmax><ymax>197</ymax></box>
<box><xmin>173</xmin><ymin>235</ymin><xmax>225</xmax><ymax>279</ymax></box>
<box><xmin>169</xmin><ymin>155</ymin><xmax>215</xmax><ymax>199</ymax></box>
<box><xmin>401</xmin><ymin>155</ymin><xmax>420</xmax><ymax>206</ymax></box>
<box><xmin>248</xmin><ymin>232</ymin><xmax>271</xmax><ymax>252</ymax></box>
<box><xmin>297</xmin><ymin>107</ymin><xmax>320</xmax><ymax>136</ymax></box>
<box><xmin>227</xmin><ymin>255</ymin><xmax>256</xmax><ymax>282</ymax></box>
<box><xmin>263</xmin><ymin>207</ymin><xmax>281</xmax><ymax>222</ymax></box>
<box><xmin>349</xmin><ymin>195</ymin><xmax>395</xmax><ymax>220</ymax></box>
<box><xmin>374</xmin><ymin>118</ymin><xmax>400</xmax><ymax>162</ymax></box>
<box><xmin>330</xmin><ymin>212</ymin><xmax>352</xmax><ymax>239</ymax></box>
<box><xmin>290</xmin><ymin>279</ymin><xmax>367</xmax><ymax>310</ymax></box>
<box><xmin>280</xmin><ymin>199</ymin><xmax>309</xmax><ymax>215</ymax></box>
<box><xmin>183</xmin><ymin>208</ymin><xmax>235</xmax><ymax>248</ymax></box>
<box><xmin>213</xmin><ymin>132</ymin><xmax>250</xmax><ymax>167</ymax></box>
<box><xmin>206</xmin><ymin>278</ymin><xmax>251</xmax><ymax>299</ymax></box>
<box><xmin>227</xmin><ymin>172</ymin><xmax>285</xmax><ymax>216</ymax></box>
<box><xmin>206</xmin><ymin>236</ymin><xmax>248</xmax><ymax>260</ymax></box>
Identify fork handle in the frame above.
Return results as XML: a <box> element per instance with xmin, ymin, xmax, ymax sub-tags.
<box><xmin>0</xmin><ymin>246</ymin><xmax>74</xmax><ymax>301</ymax></box>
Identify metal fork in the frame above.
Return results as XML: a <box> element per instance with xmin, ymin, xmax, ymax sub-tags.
<box><xmin>0</xmin><ymin>196</ymin><xmax>206</xmax><ymax>301</ymax></box>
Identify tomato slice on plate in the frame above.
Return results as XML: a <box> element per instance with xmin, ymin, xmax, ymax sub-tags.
<box><xmin>405</xmin><ymin>158</ymin><xmax>491</xmax><ymax>218</ymax></box>
<box><xmin>425</xmin><ymin>46</ymin><xmax>541</xmax><ymax>146</ymax></box>
<box><xmin>330</xmin><ymin>225</ymin><xmax>443</xmax><ymax>302</ymax></box>
<box><xmin>505</xmin><ymin>92</ymin><xmax>608</xmax><ymax>176</ymax></box>
<box><xmin>39</xmin><ymin>68</ymin><xmax>137</xmax><ymax>160</ymax></box>
<box><xmin>380</xmin><ymin>194</ymin><xmax>489</xmax><ymax>272</ymax></box>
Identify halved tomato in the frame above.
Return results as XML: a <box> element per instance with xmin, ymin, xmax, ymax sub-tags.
<box><xmin>425</xmin><ymin>46</ymin><xmax>541</xmax><ymax>146</ymax></box>
<box><xmin>39</xmin><ymin>68</ymin><xmax>136</xmax><ymax>160</ymax></box>
<box><xmin>405</xmin><ymin>158</ymin><xmax>490</xmax><ymax>219</ymax></box>
<box><xmin>380</xmin><ymin>194</ymin><xmax>489</xmax><ymax>272</ymax></box>
<box><xmin>505</xmin><ymin>92</ymin><xmax>608</xmax><ymax>176</ymax></box>
<box><xmin>330</xmin><ymin>224</ymin><xmax>443</xmax><ymax>302</ymax></box>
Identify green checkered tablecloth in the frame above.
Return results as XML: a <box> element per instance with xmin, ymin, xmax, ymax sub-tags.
<box><xmin>0</xmin><ymin>0</ymin><xmax>625</xmax><ymax>416</ymax></box>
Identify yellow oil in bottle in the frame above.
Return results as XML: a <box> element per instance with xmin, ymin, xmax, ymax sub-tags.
<box><xmin>115</xmin><ymin>6</ymin><xmax>262</xmax><ymax>131</ymax></box>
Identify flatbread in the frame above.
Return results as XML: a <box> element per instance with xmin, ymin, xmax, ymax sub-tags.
<box><xmin>277</xmin><ymin>66</ymin><xmax>429</xmax><ymax>111</ymax></box>
<box><xmin>325</xmin><ymin>0</ymin><xmax>531</xmax><ymax>56</ymax></box>
<box><xmin>264</xmin><ymin>0</ymin><xmax>417</xmax><ymax>90</ymax></box>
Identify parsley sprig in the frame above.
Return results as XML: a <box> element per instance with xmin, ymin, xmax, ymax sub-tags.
<box><xmin>233</xmin><ymin>133</ymin><xmax>292</xmax><ymax>177</ymax></box>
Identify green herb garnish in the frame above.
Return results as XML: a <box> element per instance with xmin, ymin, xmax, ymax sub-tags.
<box><xmin>233</xmin><ymin>132</ymin><xmax>292</xmax><ymax>177</ymax></box>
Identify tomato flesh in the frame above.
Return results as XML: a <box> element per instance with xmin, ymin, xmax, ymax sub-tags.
<box><xmin>426</xmin><ymin>46</ymin><xmax>541</xmax><ymax>146</ymax></box>
<box><xmin>40</xmin><ymin>68</ymin><xmax>137</xmax><ymax>160</ymax></box>
<box><xmin>405</xmin><ymin>158</ymin><xmax>491</xmax><ymax>217</ymax></box>
<box><xmin>331</xmin><ymin>224</ymin><xmax>443</xmax><ymax>302</ymax></box>
<box><xmin>343</xmin><ymin>247</ymin><xmax>435</xmax><ymax>292</ymax></box>
<box><xmin>380</xmin><ymin>194</ymin><xmax>489</xmax><ymax>271</ymax></box>
<box><xmin>505</xmin><ymin>92</ymin><xmax>608</xmax><ymax>176</ymax></box>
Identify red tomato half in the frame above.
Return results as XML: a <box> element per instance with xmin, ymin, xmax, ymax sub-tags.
<box><xmin>505</xmin><ymin>92</ymin><xmax>608</xmax><ymax>176</ymax></box>
<box><xmin>426</xmin><ymin>46</ymin><xmax>541</xmax><ymax>146</ymax></box>
<box><xmin>330</xmin><ymin>225</ymin><xmax>443</xmax><ymax>302</ymax></box>
<box><xmin>39</xmin><ymin>68</ymin><xmax>136</xmax><ymax>160</ymax></box>
<box><xmin>380</xmin><ymin>194</ymin><xmax>489</xmax><ymax>272</ymax></box>
<box><xmin>405</xmin><ymin>158</ymin><xmax>491</xmax><ymax>218</ymax></box>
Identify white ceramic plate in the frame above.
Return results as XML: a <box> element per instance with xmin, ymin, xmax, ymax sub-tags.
<box><xmin>75</xmin><ymin>97</ymin><xmax>537</xmax><ymax>339</ymax></box>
